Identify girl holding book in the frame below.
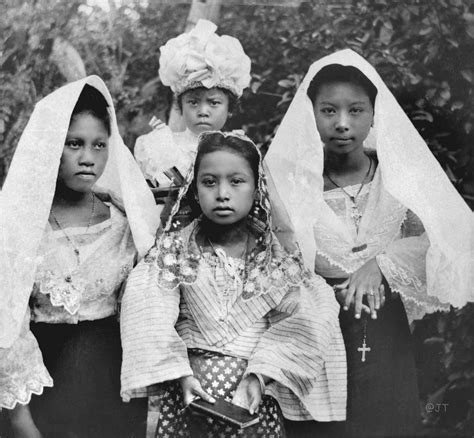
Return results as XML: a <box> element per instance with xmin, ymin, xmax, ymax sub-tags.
<box><xmin>265</xmin><ymin>49</ymin><xmax>474</xmax><ymax>437</ymax></box>
<box><xmin>120</xmin><ymin>131</ymin><xmax>347</xmax><ymax>437</ymax></box>
<box><xmin>0</xmin><ymin>76</ymin><xmax>158</xmax><ymax>437</ymax></box>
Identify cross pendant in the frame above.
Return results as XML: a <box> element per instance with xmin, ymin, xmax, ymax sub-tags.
<box><xmin>357</xmin><ymin>340</ymin><xmax>371</xmax><ymax>362</ymax></box>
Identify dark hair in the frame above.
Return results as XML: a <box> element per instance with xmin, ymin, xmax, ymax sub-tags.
<box><xmin>193</xmin><ymin>132</ymin><xmax>259</xmax><ymax>186</ymax></box>
<box><xmin>307</xmin><ymin>64</ymin><xmax>377</xmax><ymax>108</ymax></box>
<box><xmin>177</xmin><ymin>86</ymin><xmax>237</xmax><ymax>114</ymax></box>
<box><xmin>70</xmin><ymin>84</ymin><xmax>111</xmax><ymax>135</ymax></box>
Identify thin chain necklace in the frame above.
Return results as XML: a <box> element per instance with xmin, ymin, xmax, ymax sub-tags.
<box><xmin>205</xmin><ymin>233</ymin><xmax>249</xmax><ymax>300</ymax></box>
<box><xmin>50</xmin><ymin>193</ymin><xmax>96</xmax><ymax>265</ymax></box>
<box><xmin>325</xmin><ymin>156</ymin><xmax>373</xmax><ymax>230</ymax></box>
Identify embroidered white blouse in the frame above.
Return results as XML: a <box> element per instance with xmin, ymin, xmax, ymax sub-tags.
<box><xmin>315</xmin><ymin>169</ymin><xmax>450</xmax><ymax>322</ymax></box>
<box><xmin>0</xmin><ymin>204</ymin><xmax>136</xmax><ymax>409</ymax></box>
<box><xmin>134</xmin><ymin>126</ymin><xmax>198</xmax><ymax>187</ymax></box>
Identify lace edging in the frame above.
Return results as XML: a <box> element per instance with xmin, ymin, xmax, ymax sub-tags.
<box><xmin>1</xmin><ymin>372</ymin><xmax>53</xmax><ymax>410</ymax></box>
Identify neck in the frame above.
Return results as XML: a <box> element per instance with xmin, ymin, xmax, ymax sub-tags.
<box><xmin>200</xmin><ymin>217</ymin><xmax>249</xmax><ymax>247</ymax></box>
<box><xmin>325</xmin><ymin>148</ymin><xmax>369</xmax><ymax>175</ymax></box>
<box><xmin>52</xmin><ymin>186</ymin><xmax>92</xmax><ymax>208</ymax></box>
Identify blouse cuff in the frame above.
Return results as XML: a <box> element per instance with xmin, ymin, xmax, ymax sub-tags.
<box><xmin>0</xmin><ymin>366</ymin><xmax>53</xmax><ymax>409</ymax></box>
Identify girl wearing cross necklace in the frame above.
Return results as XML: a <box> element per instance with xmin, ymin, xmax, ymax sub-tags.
<box><xmin>264</xmin><ymin>50</ymin><xmax>474</xmax><ymax>437</ymax></box>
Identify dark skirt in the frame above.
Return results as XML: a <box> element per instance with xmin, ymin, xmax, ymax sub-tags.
<box><xmin>28</xmin><ymin>317</ymin><xmax>147</xmax><ymax>438</ymax></box>
<box><xmin>286</xmin><ymin>281</ymin><xmax>420</xmax><ymax>438</ymax></box>
<box><xmin>157</xmin><ymin>349</ymin><xmax>286</xmax><ymax>438</ymax></box>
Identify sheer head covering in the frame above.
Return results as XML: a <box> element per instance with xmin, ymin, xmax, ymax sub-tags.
<box><xmin>0</xmin><ymin>75</ymin><xmax>160</xmax><ymax>348</ymax></box>
<box><xmin>159</xmin><ymin>19</ymin><xmax>251</xmax><ymax>98</ymax></box>
<box><xmin>144</xmin><ymin>130</ymin><xmax>310</xmax><ymax>299</ymax></box>
<box><xmin>265</xmin><ymin>49</ymin><xmax>473</xmax><ymax>312</ymax></box>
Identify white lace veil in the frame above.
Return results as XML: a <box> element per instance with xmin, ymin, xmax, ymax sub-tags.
<box><xmin>0</xmin><ymin>75</ymin><xmax>159</xmax><ymax>348</ymax></box>
<box><xmin>265</xmin><ymin>49</ymin><xmax>473</xmax><ymax>310</ymax></box>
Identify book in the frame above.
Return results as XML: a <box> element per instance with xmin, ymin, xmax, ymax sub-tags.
<box><xmin>189</xmin><ymin>397</ymin><xmax>260</xmax><ymax>429</ymax></box>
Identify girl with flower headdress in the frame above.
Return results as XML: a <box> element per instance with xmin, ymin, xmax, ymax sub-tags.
<box><xmin>265</xmin><ymin>49</ymin><xmax>474</xmax><ymax>437</ymax></box>
<box><xmin>134</xmin><ymin>20</ymin><xmax>251</xmax><ymax>195</ymax></box>
<box><xmin>0</xmin><ymin>77</ymin><xmax>159</xmax><ymax>437</ymax></box>
<box><xmin>120</xmin><ymin>131</ymin><xmax>347</xmax><ymax>437</ymax></box>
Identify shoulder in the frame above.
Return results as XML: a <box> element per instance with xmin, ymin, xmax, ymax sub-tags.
<box><xmin>135</xmin><ymin>125</ymin><xmax>175</xmax><ymax>153</ymax></box>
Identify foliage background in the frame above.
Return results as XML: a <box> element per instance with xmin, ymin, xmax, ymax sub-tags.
<box><xmin>1</xmin><ymin>1</ymin><xmax>473</xmax><ymax>436</ymax></box>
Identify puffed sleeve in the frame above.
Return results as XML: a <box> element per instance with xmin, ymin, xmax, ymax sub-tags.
<box><xmin>245</xmin><ymin>274</ymin><xmax>347</xmax><ymax>422</ymax></box>
<box><xmin>0</xmin><ymin>310</ymin><xmax>53</xmax><ymax>409</ymax></box>
<box><xmin>376</xmin><ymin>209</ymin><xmax>450</xmax><ymax>322</ymax></box>
<box><xmin>134</xmin><ymin>126</ymin><xmax>178</xmax><ymax>187</ymax></box>
<box><xmin>120</xmin><ymin>259</ymin><xmax>193</xmax><ymax>402</ymax></box>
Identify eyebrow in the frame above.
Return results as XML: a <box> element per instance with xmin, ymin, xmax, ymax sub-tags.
<box><xmin>318</xmin><ymin>100</ymin><xmax>369</xmax><ymax>105</ymax></box>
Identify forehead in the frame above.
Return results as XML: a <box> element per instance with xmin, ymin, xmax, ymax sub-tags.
<box><xmin>315</xmin><ymin>81</ymin><xmax>372</xmax><ymax>103</ymax></box>
<box><xmin>68</xmin><ymin>113</ymin><xmax>109</xmax><ymax>134</ymax></box>
<box><xmin>197</xmin><ymin>150</ymin><xmax>253</xmax><ymax>175</ymax></box>
<box><xmin>183</xmin><ymin>87</ymin><xmax>228</xmax><ymax>100</ymax></box>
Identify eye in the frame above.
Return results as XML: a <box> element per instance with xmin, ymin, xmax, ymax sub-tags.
<box><xmin>231</xmin><ymin>178</ymin><xmax>245</xmax><ymax>185</ymax></box>
<box><xmin>94</xmin><ymin>142</ymin><xmax>108</xmax><ymax>149</ymax></box>
<box><xmin>201</xmin><ymin>178</ymin><xmax>216</xmax><ymax>187</ymax></box>
<box><xmin>65</xmin><ymin>139</ymin><xmax>81</xmax><ymax>149</ymax></box>
<box><xmin>350</xmin><ymin>107</ymin><xmax>364</xmax><ymax>114</ymax></box>
<box><xmin>320</xmin><ymin>107</ymin><xmax>335</xmax><ymax>115</ymax></box>
<box><xmin>186</xmin><ymin>99</ymin><xmax>198</xmax><ymax>106</ymax></box>
<box><xmin>210</xmin><ymin>100</ymin><xmax>221</xmax><ymax>106</ymax></box>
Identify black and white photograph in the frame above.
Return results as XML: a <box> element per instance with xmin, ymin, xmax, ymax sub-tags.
<box><xmin>1</xmin><ymin>1</ymin><xmax>473</xmax><ymax>437</ymax></box>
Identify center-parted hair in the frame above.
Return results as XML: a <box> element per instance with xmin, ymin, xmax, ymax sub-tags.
<box><xmin>307</xmin><ymin>64</ymin><xmax>378</xmax><ymax>108</ymax></box>
<box><xmin>70</xmin><ymin>84</ymin><xmax>111</xmax><ymax>135</ymax></box>
<box><xmin>193</xmin><ymin>132</ymin><xmax>260</xmax><ymax>186</ymax></box>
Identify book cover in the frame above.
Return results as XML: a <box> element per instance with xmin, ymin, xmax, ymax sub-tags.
<box><xmin>189</xmin><ymin>397</ymin><xmax>260</xmax><ymax>429</ymax></box>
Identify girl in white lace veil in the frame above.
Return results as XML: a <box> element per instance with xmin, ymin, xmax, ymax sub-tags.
<box><xmin>265</xmin><ymin>49</ymin><xmax>473</xmax><ymax>437</ymax></box>
<box><xmin>265</xmin><ymin>48</ymin><xmax>473</xmax><ymax>322</ymax></box>
<box><xmin>0</xmin><ymin>76</ymin><xmax>158</xmax><ymax>436</ymax></box>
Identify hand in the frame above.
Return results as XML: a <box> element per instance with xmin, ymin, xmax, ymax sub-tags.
<box><xmin>9</xmin><ymin>404</ymin><xmax>42</xmax><ymax>438</ymax></box>
<box><xmin>179</xmin><ymin>375</ymin><xmax>215</xmax><ymax>406</ymax></box>
<box><xmin>232</xmin><ymin>374</ymin><xmax>262</xmax><ymax>415</ymax></box>
<box><xmin>334</xmin><ymin>258</ymin><xmax>386</xmax><ymax>319</ymax></box>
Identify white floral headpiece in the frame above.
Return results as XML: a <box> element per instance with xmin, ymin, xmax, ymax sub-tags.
<box><xmin>158</xmin><ymin>19</ymin><xmax>251</xmax><ymax>97</ymax></box>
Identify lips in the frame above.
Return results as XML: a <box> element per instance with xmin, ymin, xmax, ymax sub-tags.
<box><xmin>214</xmin><ymin>206</ymin><xmax>233</xmax><ymax>212</ymax></box>
<box><xmin>76</xmin><ymin>171</ymin><xmax>96</xmax><ymax>179</ymax></box>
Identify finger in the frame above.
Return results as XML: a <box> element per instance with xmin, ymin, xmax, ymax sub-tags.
<box><xmin>249</xmin><ymin>396</ymin><xmax>260</xmax><ymax>415</ymax></box>
<box><xmin>343</xmin><ymin>284</ymin><xmax>357</xmax><ymax>311</ymax></box>
<box><xmin>379</xmin><ymin>284</ymin><xmax>386</xmax><ymax>308</ymax></box>
<box><xmin>354</xmin><ymin>287</ymin><xmax>365</xmax><ymax>319</ymax></box>
<box><xmin>193</xmin><ymin>386</ymin><xmax>215</xmax><ymax>404</ymax></box>
<box><xmin>334</xmin><ymin>278</ymin><xmax>350</xmax><ymax>290</ymax></box>
<box><xmin>366</xmin><ymin>291</ymin><xmax>377</xmax><ymax>319</ymax></box>
<box><xmin>374</xmin><ymin>286</ymin><xmax>381</xmax><ymax>310</ymax></box>
<box><xmin>361</xmin><ymin>304</ymin><xmax>371</xmax><ymax>314</ymax></box>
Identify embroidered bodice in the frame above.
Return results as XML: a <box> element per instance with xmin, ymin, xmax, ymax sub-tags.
<box><xmin>31</xmin><ymin>204</ymin><xmax>135</xmax><ymax>322</ymax></box>
<box><xmin>0</xmin><ymin>204</ymin><xmax>137</xmax><ymax>409</ymax></box>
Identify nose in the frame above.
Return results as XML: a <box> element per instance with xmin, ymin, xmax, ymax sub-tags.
<box><xmin>335</xmin><ymin>111</ymin><xmax>350</xmax><ymax>132</ymax></box>
<box><xmin>197</xmin><ymin>102</ymin><xmax>210</xmax><ymax>117</ymax></box>
<box><xmin>78</xmin><ymin>146</ymin><xmax>95</xmax><ymax>167</ymax></box>
<box><xmin>216</xmin><ymin>182</ymin><xmax>230</xmax><ymax>201</ymax></box>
